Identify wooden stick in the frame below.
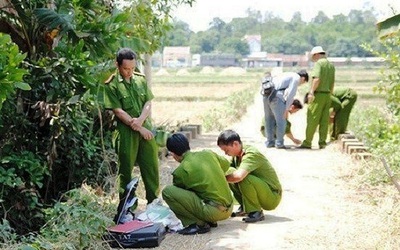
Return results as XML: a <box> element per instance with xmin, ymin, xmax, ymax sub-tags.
<box><xmin>381</xmin><ymin>157</ymin><xmax>400</xmax><ymax>194</ymax></box>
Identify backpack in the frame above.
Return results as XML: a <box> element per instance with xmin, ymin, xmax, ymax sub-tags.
<box><xmin>260</xmin><ymin>76</ymin><xmax>277</xmax><ymax>101</ymax></box>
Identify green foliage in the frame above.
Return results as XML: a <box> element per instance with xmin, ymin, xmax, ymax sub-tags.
<box><xmin>169</xmin><ymin>8</ymin><xmax>378</xmax><ymax>56</ymax></box>
<box><xmin>22</xmin><ymin>185</ymin><xmax>115</xmax><ymax>250</ymax></box>
<box><xmin>350</xmin><ymin>107</ymin><xmax>400</xmax><ymax>182</ymax></box>
<box><xmin>0</xmin><ymin>33</ymin><xmax>29</xmax><ymax>110</ymax></box>
<box><xmin>0</xmin><ymin>0</ymin><xmax>195</xmax><ymax>239</ymax></box>
<box><xmin>0</xmin><ymin>151</ymin><xmax>49</xmax><ymax>234</ymax></box>
<box><xmin>0</xmin><ymin>219</ymin><xmax>18</xmax><ymax>244</ymax></box>
<box><xmin>201</xmin><ymin>85</ymin><xmax>257</xmax><ymax>131</ymax></box>
<box><xmin>351</xmin><ymin>30</ymin><xmax>400</xmax><ymax>183</ymax></box>
<box><xmin>372</xmin><ymin>36</ymin><xmax>400</xmax><ymax>115</ymax></box>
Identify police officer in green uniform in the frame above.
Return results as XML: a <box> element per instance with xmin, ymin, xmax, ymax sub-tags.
<box><xmin>329</xmin><ymin>87</ymin><xmax>358</xmax><ymax>140</ymax></box>
<box><xmin>103</xmin><ymin>48</ymin><xmax>159</xmax><ymax>205</ymax></box>
<box><xmin>300</xmin><ymin>46</ymin><xmax>335</xmax><ymax>149</ymax></box>
<box><xmin>217</xmin><ymin>130</ymin><xmax>282</xmax><ymax>223</ymax></box>
<box><xmin>162</xmin><ymin>133</ymin><xmax>233</xmax><ymax>235</ymax></box>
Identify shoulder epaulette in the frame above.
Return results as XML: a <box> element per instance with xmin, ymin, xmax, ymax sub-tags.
<box><xmin>133</xmin><ymin>71</ymin><xmax>145</xmax><ymax>77</ymax></box>
<box><xmin>104</xmin><ymin>73</ymin><xmax>116</xmax><ymax>84</ymax></box>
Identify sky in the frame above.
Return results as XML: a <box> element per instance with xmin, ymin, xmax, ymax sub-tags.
<box><xmin>173</xmin><ymin>0</ymin><xmax>400</xmax><ymax>32</ymax></box>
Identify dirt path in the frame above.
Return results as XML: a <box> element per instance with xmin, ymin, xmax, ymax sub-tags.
<box><xmin>155</xmin><ymin>93</ymin><xmax>386</xmax><ymax>249</ymax></box>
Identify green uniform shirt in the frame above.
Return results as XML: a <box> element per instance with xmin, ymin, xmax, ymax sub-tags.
<box><xmin>231</xmin><ymin>145</ymin><xmax>281</xmax><ymax>192</ymax></box>
<box><xmin>330</xmin><ymin>88</ymin><xmax>355</xmax><ymax>112</ymax></box>
<box><xmin>285</xmin><ymin>120</ymin><xmax>291</xmax><ymax>134</ymax></box>
<box><xmin>312</xmin><ymin>57</ymin><xmax>335</xmax><ymax>93</ymax></box>
<box><xmin>103</xmin><ymin>72</ymin><xmax>154</xmax><ymax>129</ymax></box>
<box><xmin>260</xmin><ymin>119</ymin><xmax>290</xmax><ymax>136</ymax></box>
<box><xmin>172</xmin><ymin>150</ymin><xmax>233</xmax><ymax>207</ymax></box>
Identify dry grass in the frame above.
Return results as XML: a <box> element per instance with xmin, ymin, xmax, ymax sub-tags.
<box><xmin>151</xmin><ymin>81</ymin><xmax>255</xmax><ymax>128</ymax></box>
<box><xmin>152</xmin><ymin>83</ymin><xmax>250</xmax><ymax>99</ymax></box>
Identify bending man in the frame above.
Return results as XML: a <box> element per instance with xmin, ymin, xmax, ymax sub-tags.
<box><xmin>330</xmin><ymin>87</ymin><xmax>358</xmax><ymax>140</ymax></box>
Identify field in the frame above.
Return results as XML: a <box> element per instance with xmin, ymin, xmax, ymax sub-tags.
<box><xmin>151</xmin><ymin>66</ymin><xmax>385</xmax><ymax>132</ymax></box>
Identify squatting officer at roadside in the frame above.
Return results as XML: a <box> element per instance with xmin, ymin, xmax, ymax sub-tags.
<box><xmin>329</xmin><ymin>87</ymin><xmax>358</xmax><ymax>140</ymax></box>
<box><xmin>217</xmin><ymin>129</ymin><xmax>282</xmax><ymax>223</ymax></box>
<box><xmin>162</xmin><ymin>133</ymin><xmax>233</xmax><ymax>235</ymax></box>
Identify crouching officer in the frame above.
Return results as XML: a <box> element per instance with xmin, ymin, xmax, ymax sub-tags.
<box><xmin>162</xmin><ymin>133</ymin><xmax>233</xmax><ymax>235</ymax></box>
<box><xmin>217</xmin><ymin>129</ymin><xmax>282</xmax><ymax>223</ymax></box>
<box><xmin>330</xmin><ymin>87</ymin><xmax>358</xmax><ymax>140</ymax></box>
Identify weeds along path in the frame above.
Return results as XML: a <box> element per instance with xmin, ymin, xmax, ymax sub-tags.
<box><xmin>156</xmin><ymin>93</ymin><xmax>388</xmax><ymax>249</ymax></box>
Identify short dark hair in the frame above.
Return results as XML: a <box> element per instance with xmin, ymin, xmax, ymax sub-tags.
<box><xmin>166</xmin><ymin>133</ymin><xmax>190</xmax><ymax>156</ymax></box>
<box><xmin>292</xmin><ymin>99</ymin><xmax>303</xmax><ymax>109</ymax></box>
<box><xmin>116</xmin><ymin>48</ymin><xmax>137</xmax><ymax>66</ymax></box>
<box><xmin>217</xmin><ymin>129</ymin><xmax>242</xmax><ymax>146</ymax></box>
<box><xmin>297</xmin><ymin>69</ymin><xmax>309</xmax><ymax>82</ymax></box>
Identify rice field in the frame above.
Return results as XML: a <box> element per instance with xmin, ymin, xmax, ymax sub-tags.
<box><xmin>151</xmin><ymin>66</ymin><xmax>386</xmax><ymax>128</ymax></box>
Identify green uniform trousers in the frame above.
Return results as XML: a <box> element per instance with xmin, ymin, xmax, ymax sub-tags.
<box><xmin>162</xmin><ymin>185</ymin><xmax>233</xmax><ymax>227</ymax></box>
<box><xmin>229</xmin><ymin>170</ymin><xmax>282</xmax><ymax>213</ymax></box>
<box><xmin>116</xmin><ymin>124</ymin><xmax>159</xmax><ymax>203</ymax></box>
<box><xmin>303</xmin><ymin>92</ymin><xmax>331</xmax><ymax>147</ymax></box>
<box><xmin>331</xmin><ymin>94</ymin><xmax>357</xmax><ymax>140</ymax></box>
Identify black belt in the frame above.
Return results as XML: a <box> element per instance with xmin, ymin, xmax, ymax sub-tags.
<box><xmin>205</xmin><ymin>200</ymin><xmax>231</xmax><ymax>212</ymax></box>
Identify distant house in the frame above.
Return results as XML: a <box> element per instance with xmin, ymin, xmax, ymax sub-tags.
<box><xmin>268</xmin><ymin>53</ymin><xmax>309</xmax><ymax>68</ymax></box>
<box><xmin>243</xmin><ymin>35</ymin><xmax>261</xmax><ymax>53</ymax></box>
<box><xmin>199</xmin><ymin>53</ymin><xmax>239</xmax><ymax>67</ymax></box>
<box><xmin>242</xmin><ymin>52</ymin><xmax>282</xmax><ymax>68</ymax></box>
<box><xmin>162</xmin><ymin>46</ymin><xmax>191</xmax><ymax>68</ymax></box>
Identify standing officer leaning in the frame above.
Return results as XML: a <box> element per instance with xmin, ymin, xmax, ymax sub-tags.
<box><xmin>103</xmin><ymin>48</ymin><xmax>159</xmax><ymax>219</ymax></box>
<box><xmin>300</xmin><ymin>46</ymin><xmax>335</xmax><ymax>149</ymax></box>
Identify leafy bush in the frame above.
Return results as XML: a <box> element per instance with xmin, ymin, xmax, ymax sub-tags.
<box><xmin>0</xmin><ymin>33</ymin><xmax>29</xmax><ymax>110</ymax></box>
<box><xmin>0</xmin><ymin>151</ymin><xmax>49</xmax><ymax>234</ymax></box>
<box><xmin>0</xmin><ymin>219</ymin><xmax>18</xmax><ymax>245</ymax></box>
<box><xmin>356</xmin><ymin>33</ymin><xmax>400</xmax><ymax>181</ymax></box>
<box><xmin>22</xmin><ymin>185</ymin><xmax>115</xmax><ymax>250</ymax></box>
<box><xmin>350</xmin><ymin>107</ymin><xmax>400</xmax><ymax>182</ymax></box>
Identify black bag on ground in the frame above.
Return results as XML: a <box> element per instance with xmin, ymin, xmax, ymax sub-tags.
<box><xmin>103</xmin><ymin>177</ymin><xmax>167</xmax><ymax>248</ymax></box>
<box><xmin>114</xmin><ymin>177</ymin><xmax>139</xmax><ymax>224</ymax></box>
<box><xmin>103</xmin><ymin>222</ymin><xmax>167</xmax><ymax>248</ymax></box>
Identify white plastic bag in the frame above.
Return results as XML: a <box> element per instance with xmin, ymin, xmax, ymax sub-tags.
<box><xmin>137</xmin><ymin>198</ymin><xmax>183</xmax><ymax>231</ymax></box>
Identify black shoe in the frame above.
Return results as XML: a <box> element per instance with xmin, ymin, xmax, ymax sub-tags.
<box><xmin>242</xmin><ymin>211</ymin><xmax>265</xmax><ymax>223</ymax></box>
<box><xmin>319</xmin><ymin>145</ymin><xmax>326</xmax><ymax>149</ymax></box>
<box><xmin>231</xmin><ymin>205</ymin><xmax>247</xmax><ymax>217</ymax></box>
<box><xmin>178</xmin><ymin>223</ymin><xmax>211</xmax><ymax>235</ymax></box>
<box><xmin>206</xmin><ymin>221</ymin><xmax>218</xmax><ymax>228</ymax></box>
<box><xmin>298</xmin><ymin>145</ymin><xmax>311</xmax><ymax>149</ymax></box>
<box><xmin>276</xmin><ymin>145</ymin><xmax>287</xmax><ymax>149</ymax></box>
